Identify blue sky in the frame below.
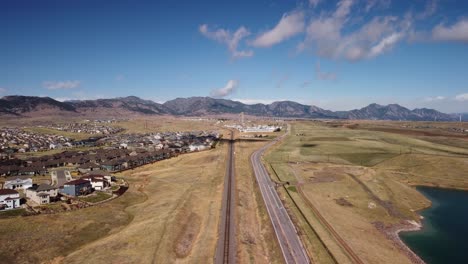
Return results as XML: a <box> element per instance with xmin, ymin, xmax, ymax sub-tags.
<box><xmin>1</xmin><ymin>0</ymin><xmax>468</xmax><ymax>112</ymax></box>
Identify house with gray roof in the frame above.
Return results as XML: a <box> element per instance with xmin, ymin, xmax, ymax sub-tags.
<box><xmin>26</xmin><ymin>184</ymin><xmax>58</xmax><ymax>205</ymax></box>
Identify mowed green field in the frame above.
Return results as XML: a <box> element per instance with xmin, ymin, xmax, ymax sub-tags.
<box><xmin>268</xmin><ymin>121</ymin><xmax>468</xmax><ymax>171</ymax></box>
<box><xmin>264</xmin><ymin>121</ymin><xmax>468</xmax><ymax>264</ymax></box>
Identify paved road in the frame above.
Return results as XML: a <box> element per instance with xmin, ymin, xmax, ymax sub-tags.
<box><xmin>215</xmin><ymin>132</ymin><xmax>236</xmax><ymax>264</ymax></box>
<box><xmin>250</xmin><ymin>129</ymin><xmax>311</xmax><ymax>264</ymax></box>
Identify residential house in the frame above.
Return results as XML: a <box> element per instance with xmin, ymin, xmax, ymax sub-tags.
<box><xmin>78</xmin><ymin>162</ymin><xmax>101</xmax><ymax>174</ymax></box>
<box><xmin>101</xmin><ymin>159</ymin><xmax>126</xmax><ymax>172</ymax></box>
<box><xmin>60</xmin><ymin>179</ymin><xmax>92</xmax><ymax>196</ymax></box>
<box><xmin>0</xmin><ymin>189</ymin><xmax>20</xmax><ymax>210</ymax></box>
<box><xmin>26</xmin><ymin>184</ymin><xmax>58</xmax><ymax>205</ymax></box>
<box><xmin>81</xmin><ymin>175</ymin><xmax>110</xmax><ymax>191</ymax></box>
<box><xmin>3</xmin><ymin>176</ymin><xmax>33</xmax><ymax>190</ymax></box>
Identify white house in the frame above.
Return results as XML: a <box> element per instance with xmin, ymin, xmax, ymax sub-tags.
<box><xmin>3</xmin><ymin>176</ymin><xmax>33</xmax><ymax>190</ymax></box>
<box><xmin>80</xmin><ymin>175</ymin><xmax>110</xmax><ymax>191</ymax></box>
<box><xmin>0</xmin><ymin>189</ymin><xmax>21</xmax><ymax>210</ymax></box>
<box><xmin>189</xmin><ymin>144</ymin><xmax>209</xmax><ymax>152</ymax></box>
<box><xmin>25</xmin><ymin>184</ymin><xmax>58</xmax><ymax>205</ymax></box>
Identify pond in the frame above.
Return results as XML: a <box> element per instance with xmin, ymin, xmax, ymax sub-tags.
<box><xmin>399</xmin><ymin>186</ymin><xmax>468</xmax><ymax>264</ymax></box>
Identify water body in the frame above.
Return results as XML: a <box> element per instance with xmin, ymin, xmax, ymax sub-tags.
<box><xmin>400</xmin><ymin>186</ymin><xmax>468</xmax><ymax>264</ymax></box>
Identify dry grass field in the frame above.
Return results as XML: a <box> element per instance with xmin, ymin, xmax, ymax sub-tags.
<box><xmin>0</xmin><ymin>142</ymin><xmax>227</xmax><ymax>264</ymax></box>
<box><xmin>234</xmin><ymin>139</ymin><xmax>284</xmax><ymax>264</ymax></box>
<box><xmin>264</xmin><ymin>121</ymin><xmax>468</xmax><ymax>264</ymax></box>
<box><xmin>63</xmin><ymin>144</ymin><xmax>227</xmax><ymax>264</ymax></box>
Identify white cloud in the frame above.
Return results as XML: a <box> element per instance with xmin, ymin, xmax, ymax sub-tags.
<box><xmin>210</xmin><ymin>80</ymin><xmax>238</xmax><ymax>98</ymax></box>
<box><xmin>43</xmin><ymin>80</ymin><xmax>81</xmax><ymax>90</ymax></box>
<box><xmin>0</xmin><ymin>88</ymin><xmax>7</xmax><ymax>94</ymax></box>
<box><xmin>315</xmin><ymin>61</ymin><xmax>336</xmax><ymax>80</ymax></box>
<box><xmin>424</xmin><ymin>96</ymin><xmax>445</xmax><ymax>102</ymax></box>
<box><xmin>367</xmin><ymin>32</ymin><xmax>403</xmax><ymax>58</ymax></box>
<box><xmin>299</xmin><ymin>0</ymin><xmax>408</xmax><ymax>61</ymax></box>
<box><xmin>309</xmin><ymin>0</ymin><xmax>321</xmax><ymax>8</ymax></box>
<box><xmin>251</xmin><ymin>11</ymin><xmax>305</xmax><ymax>47</ymax></box>
<box><xmin>432</xmin><ymin>19</ymin><xmax>468</xmax><ymax>43</ymax></box>
<box><xmin>199</xmin><ymin>24</ymin><xmax>253</xmax><ymax>58</ymax></box>
<box><xmin>455</xmin><ymin>93</ymin><xmax>468</xmax><ymax>101</ymax></box>
<box><xmin>334</xmin><ymin>0</ymin><xmax>353</xmax><ymax>19</ymax></box>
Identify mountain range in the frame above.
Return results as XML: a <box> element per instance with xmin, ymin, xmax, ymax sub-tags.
<box><xmin>0</xmin><ymin>95</ymin><xmax>459</xmax><ymax>121</ymax></box>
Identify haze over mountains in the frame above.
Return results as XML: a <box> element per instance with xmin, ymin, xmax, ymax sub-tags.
<box><xmin>0</xmin><ymin>95</ymin><xmax>460</xmax><ymax>121</ymax></box>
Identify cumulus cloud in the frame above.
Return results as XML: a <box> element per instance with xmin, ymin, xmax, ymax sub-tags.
<box><xmin>251</xmin><ymin>11</ymin><xmax>305</xmax><ymax>47</ymax></box>
<box><xmin>315</xmin><ymin>61</ymin><xmax>336</xmax><ymax>80</ymax></box>
<box><xmin>432</xmin><ymin>19</ymin><xmax>468</xmax><ymax>43</ymax></box>
<box><xmin>298</xmin><ymin>0</ymin><xmax>409</xmax><ymax>61</ymax></box>
<box><xmin>210</xmin><ymin>80</ymin><xmax>238</xmax><ymax>98</ymax></box>
<box><xmin>199</xmin><ymin>24</ymin><xmax>253</xmax><ymax>58</ymax></box>
<box><xmin>43</xmin><ymin>80</ymin><xmax>81</xmax><ymax>90</ymax></box>
<box><xmin>455</xmin><ymin>93</ymin><xmax>468</xmax><ymax>101</ymax></box>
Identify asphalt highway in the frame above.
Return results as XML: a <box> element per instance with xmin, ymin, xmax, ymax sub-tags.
<box><xmin>250</xmin><ymin>129</ymin><xmax>311</xmax><ymax>264</ymax></box>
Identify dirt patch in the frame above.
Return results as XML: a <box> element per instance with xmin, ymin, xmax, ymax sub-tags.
<box><xmin>310</xmin><ymin>175</ymin><xmax>340</xmax><ymax>183</ymax></box>
<box><xmin>173</xmin><ymin>212</ymin><xmax>202</xmax><ymax>258</ymax></box>
<box><xmin>310</xmin><ymin>167</ymin><xmax>346</xmax><ymax>183</ymax></box>
<box><xmin>335</xmin><ymin>197</ymin><xmax>353</xmax><ymax>207</ymax></box>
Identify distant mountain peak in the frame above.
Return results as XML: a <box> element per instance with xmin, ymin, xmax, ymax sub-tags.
<box><xmin>0</xmin><ymin>95</ymin><xmax>457</xmax><ymax>121</ymax></box>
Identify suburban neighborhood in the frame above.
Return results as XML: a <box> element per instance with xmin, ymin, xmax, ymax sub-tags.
<box><xmin>0</xmin><ymin>128</ymin><xmax>220</xmax><ymax>214</ymax></box>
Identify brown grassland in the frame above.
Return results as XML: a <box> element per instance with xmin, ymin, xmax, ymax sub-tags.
<box><xmin>264</xmin><ymin>120</ymin><xmax>468</xmax><ymax>264</ymax></box>
<box><xmin>1</xmin><ymin>116</ymin><xmax>467</xmax><ymax>264</ymax></box>
<box><xmin>234</xmin><ymin>138</ymin><xmax>284</xmax><ymax>264</ymax></box>
<box><xmin>0</xmin><ymin>134</ymin><xmax>227</xmax><ymax>263</ymax></box>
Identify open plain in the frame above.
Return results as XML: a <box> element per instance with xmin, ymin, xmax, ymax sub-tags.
<box><xmin>264</xmin><ymin>120</ymin><xmax>468</xmax><ymax>264</ymax></box>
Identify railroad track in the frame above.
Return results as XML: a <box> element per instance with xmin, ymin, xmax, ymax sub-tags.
<box><xmin>215</xmin><ymin>131</ymin><xmax>236</xmax><ymax>264</ymax></box>
<box><xmin>297</xmin><ymin>186</ymin><xmax>364</xmax><ymax>264</ymax></box>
